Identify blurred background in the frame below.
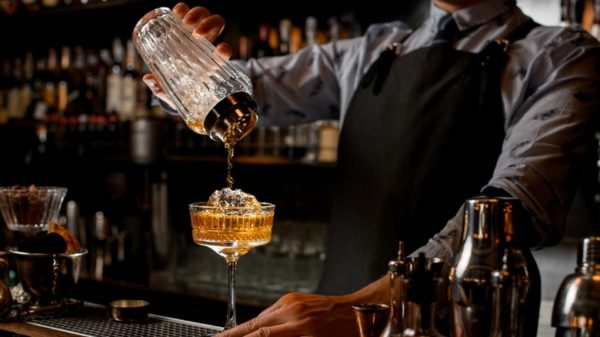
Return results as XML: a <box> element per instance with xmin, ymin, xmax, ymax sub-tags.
<box><xmin>0</xmin><ymin>0</ymin><xmax>598</xmax><ymax>326</ymax></box>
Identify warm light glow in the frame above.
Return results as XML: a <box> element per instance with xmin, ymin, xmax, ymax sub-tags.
<box><xmin>517</xmin><ymin>0</ymin><xmax>560</xmax><ymax>26</ymax></box>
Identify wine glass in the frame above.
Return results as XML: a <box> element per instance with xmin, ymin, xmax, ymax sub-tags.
<box><xmin>189</xmin><ymin>201</ymin><xmax>275</xmax><ymax>329</ymax></box>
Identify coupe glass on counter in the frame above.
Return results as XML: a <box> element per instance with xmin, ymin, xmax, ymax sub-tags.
<box><xmin>0</xmin><ymin>186</ymin><xmax>67</xmax><ymax>235</ymax></box>
<box><xmin>190</xmin><ymin>198</ymin><xmax>275</xmax><ymax>330</ymax></box>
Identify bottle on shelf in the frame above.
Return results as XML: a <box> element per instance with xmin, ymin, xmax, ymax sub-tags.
<box><xmin>24</xmin><ymin>54</ymin><xmax>48</xmax><ymax>122</ymax></box>
<box><xmin>590</xmin><ymin>0</ymin><xmax>600</xmax><ymax>40</ymax></box>
<box><xmin>20</xmin><ymin>0</ymin><xmax>41</xmax><ymax>13</ymax></box>
<box><xmin>105</xmin><ymin>37</ymin><xmax>123</xmax><ymax>122</ymax></box>
<box><xmin>278</xmin><ymin>18</ymin><xmax>292</xmax><ymax>56</ymax></box>
<box><xmin>41</xmin><ymin>47</ymin><xmax>59</xmax><ymax>122</ymax></box>
<box><xmin>5</xmin><ymin>57</ymin><xmax>21</xmax><ymax>122</ymax></box>
<box><xmin>64</xmin><ymin>45</ymin><xmax>90</xmax><ymax>126</ymax></box>
<box><xmin>253</xmin><ymin>23</ymin><xmax>275</xmax><ymax>58</ymax></box>
<box><xmin>560</xmin><ymin>0</ymin><xmax>576</xmax><ymax>26</ymax></box>
<box><xmin>304</xmin><ymin>16</ymin><xmax>318</xmax><ymax>47</ymax></box>
<box><xmin>121</xmin><ymin>39</ymin><xmax>139</xmax><ymax>121</ymax></box>
<box><xmin>0</xmin><ymin>57</ymin><xmax>10</xmax><ymax>124</ymax></box>
<box><xmin>57</xmin><ymin>45</ymin><xmax>71</xmax><ymax>118</ymax></box>
<box><xmin>40</xmin><ymin>0</ymin><xmax>59</xmax><ymax>8</ymax></box>
<box><xmin>0</xmin><ymin>0</ymin><xmax>17</xmax><ymax>16</ymax></box>
<box><xmin>19</xmin><ymin>52</ymin><xmax>34</xmax><ymax>120</ymax></box>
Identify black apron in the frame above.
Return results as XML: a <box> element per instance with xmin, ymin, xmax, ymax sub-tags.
<box><xmin>318</xmin><ymin>20</ymin><xmax>540</xmax><ymax>296</ymax></box>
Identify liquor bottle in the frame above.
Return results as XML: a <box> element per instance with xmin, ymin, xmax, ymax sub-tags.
<box><xmin>238</xmin><ymin>35</ymin><xmax>250</xmax><ymax>61</ymax></box>
<box><xmin>40</xmin><ymin>0</ymin><xmax>59</xmax><ymax>8</ymax></box>
<box><xmin>328</xmin><ymin>16</ymin><xmax>340</xmax><ymax>42</ymax></box>
<box><xmin>305</xmin><ymin>16</ymin><xmax>318</xmax><ymax>47</ymax></box>
<box><xmin>0</xmin><ymin>0</ymin><xmax>17</xmax><ymax>16</ymax></box>
<box><xmin>560</xmin><ymin>0</ymin><xmax>575</xmax><ymax>26</ymax></box>
<box><xmin>253</xmin><ymin>23</ymin><xmax>275</xmax><ymax>58</ymax></box>
<box><xmin>279</xmin><ymin>18</ymin><xmax>292</xmax><ymax>55</ymax></box>
<box><xmin>24</xmin><ymin>55</ymin><xmax>48</xmax><ymax>122</ymax></box>
<box><xmin>120</xmin><ymin>39</ymin><xmax>138</xmax><ymax>120</ymax></box>
<box><xmin>64</xmin><ymin>46</ymin><xmax>92</xmax><ymax>130</ymax></box>
<box><xmin>6</xmin><ymin>57</ymin><xmax>23</xmax><ymax>121</ymax></box>
<box><xmin>0</xmin><ymin>58</ymin><xmax>10</xmax><ymax>124</ymax></box>
<box><xmin>590</xmin><ymin>0</ymin><xmax>600</xmax><ymax>40</ymax></box>
<box><xmin>20</xmin><ymin>0</ymin><xmax>41</xmax><ymax>12</ymax></box>
<box><xmin>19</xmin><ymin>52</ymin><xmax>34</xmax><ymax>120</ymax></box>
<box><xmin>41</xmin><ymin>48</ymin><xmax>59</xmax><ymax>122</ymax></box>
<box><xmin>57</xmin><ymin>46</ymin><xmax>71</xmax><ymax>118</ymax></box>
<box><xmin>105</xmin><ymin>37</ymin><xmax>123</xmax><ymax>121</ymax></box>
<box><xmin>289</xmin><ymin>27</ymin><xmax>303</xmax><ymax>54</ymax></box>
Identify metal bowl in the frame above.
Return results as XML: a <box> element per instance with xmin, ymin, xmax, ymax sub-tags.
<box><xmin>0</xmin><ymin>186</ymin><xmax>67</xmax><ymax>233</ymax></box>
<box><xmin>8</xmin><ymin>248</ymin><xmax>87</xmax><ymax>306</ymax></box>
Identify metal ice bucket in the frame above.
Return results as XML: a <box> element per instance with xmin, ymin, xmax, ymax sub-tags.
<box><xmin>8</xmin><ymin>248</ymin><xmax>87</xmax><ymax>306</ymax></box>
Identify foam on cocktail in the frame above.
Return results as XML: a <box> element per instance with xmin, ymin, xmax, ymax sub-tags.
<box><xmin>207</xmin><ymin>188</ymin><xmax>261</xmax><ymax>212</ymax></box>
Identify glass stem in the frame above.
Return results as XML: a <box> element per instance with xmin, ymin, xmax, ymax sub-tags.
<box><xmin>224</xmin><ymin>256</ymin><xmax>239</xmax><ymax>330</ymax></box>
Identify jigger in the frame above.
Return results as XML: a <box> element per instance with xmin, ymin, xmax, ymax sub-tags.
<box><xmin>352</xmin><ymin>303</ymin><xmax>389</xmax><ymax>337</ymax></box>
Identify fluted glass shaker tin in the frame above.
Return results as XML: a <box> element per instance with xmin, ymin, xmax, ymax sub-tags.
<box><xmin>552</xmin><ymin>236</ymin><xmax>600</xmax><ymax>337</ymax></box>
<box><xmin>448</xmin><ymin>197</ymin><xmax>538</xmax><ymax>337</ymax></box>
<box><xmin>133</xmin><ymin>7</ymin><xmax>257</xmax><ymax>144</ymax></box>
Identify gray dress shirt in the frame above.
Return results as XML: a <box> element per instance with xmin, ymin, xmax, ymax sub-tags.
<box><xmin>226</xmin><ymin>0</ymin><xmax>600</xmax><ymax>261</ymax></box>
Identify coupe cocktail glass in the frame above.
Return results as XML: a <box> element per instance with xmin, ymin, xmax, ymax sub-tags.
<box><xmin>189</xmin><ymin>201</ymin><xmax>275</xmax><ymax>329</ymax></box>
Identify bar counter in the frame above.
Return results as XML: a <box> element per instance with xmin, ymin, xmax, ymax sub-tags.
<box><xmin>0</xmin><ymin>302</ymin><xmax>222</xmax><ymax>337</ymax></box>
<box><xmin>0</xmin><ymin>298</ymin><xmax>558</xmax><ymax>337</ymax></box>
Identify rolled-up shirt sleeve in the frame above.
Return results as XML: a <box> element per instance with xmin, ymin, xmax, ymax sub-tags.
<box><xmin>412</xmin><ymin>26</ymin><xmax>600</xmax><ymax>262</ymax></box>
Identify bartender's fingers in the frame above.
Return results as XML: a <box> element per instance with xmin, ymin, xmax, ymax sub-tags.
<box><xmin>215</xmin><ymin>43</ymin><xmax>232</xmax><ymax>59</ymax></box>
<box><xmin>191</xmin><ymin>14</ymin><xmax>226</xmax><ymax>43</ymax></box>
<box><xmin>182</xmin><ymin>6</ymin><xmax>210</xmax><ymax>26</ymax></box>
<box><xmin>142</xmin><ymin>74</ymin><xmax>174</xmax><ymax>107</ymax></box>
<box><xmin>214</xmin><ymin>314</ymin><xmax>277</xmax><ymax>337</ymax></box>
<box><xmin>172</xmin><ymin>2</ymin><xmax>190</xmax><ymax>17</ymax></box>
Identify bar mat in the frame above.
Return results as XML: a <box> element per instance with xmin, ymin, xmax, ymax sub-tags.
<box><xmin>25</xmin><ymin>303</ymin><xmax>222</xmax><ymax>337</ymax></box>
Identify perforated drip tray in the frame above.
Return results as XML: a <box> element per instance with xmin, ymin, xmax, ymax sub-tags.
<box><xmin>24</xmin><ymin>302</ymin><xmax>222</xmax><ymax>337</ymax></box>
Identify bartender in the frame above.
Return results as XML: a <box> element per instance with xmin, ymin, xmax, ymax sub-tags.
<box><xmin>145</xmin><ymin>0</ymin><xmax>600</xmax><ymax>336</ymax></box>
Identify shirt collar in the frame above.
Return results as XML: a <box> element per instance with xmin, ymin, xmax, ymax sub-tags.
<box><xmin>430</xmin><ymin>0</ymin><xmax>515</xmax><ymax>33</ymax></box>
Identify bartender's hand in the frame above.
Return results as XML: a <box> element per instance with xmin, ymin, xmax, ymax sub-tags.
<box><xmin>142</xmin><ymin>2</ymin><xmax>232</xmax><ymax>107</ymax></box>
<box><xmin>214</xmin><ymin>292</ymin><xmax>359</xmax><ymax>337</ymax></box>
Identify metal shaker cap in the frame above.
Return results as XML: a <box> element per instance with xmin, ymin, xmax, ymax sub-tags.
<box><xmin>577</xmin><ymin>236</ymin><xmax>600</xmax><ymax>272</ymax></box>
<box><xmin>551</xmin><ymin>236</ymin><xmax>600</xmax><ymax>330</ymax></box>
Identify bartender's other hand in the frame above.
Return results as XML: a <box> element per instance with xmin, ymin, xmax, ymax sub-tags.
<box><xmin>214</xmin><ymin>292</ymin><xmax>359</xmax><ymax>337</ymax></box>
<box><xmin>142</xmin><ymin>74</ymin><xmax>173</xmax><ymax>107</ymax></box>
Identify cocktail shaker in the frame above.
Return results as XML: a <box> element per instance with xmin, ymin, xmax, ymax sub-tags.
<box><xmin>448</xmin><ymin>197</ymin><xmax>539</xmax><ymax>337</ymax></box>
<box><xmin>552</xmin><ymin>236</ymin><xmax>600</xmax><ymax>337</ymax></box>
<box><xmin>133</xmin><ymin>7</ymin><xmax>257</xmax><ymax>144</ymax></box>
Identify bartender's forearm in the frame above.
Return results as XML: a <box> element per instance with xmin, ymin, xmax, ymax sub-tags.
<box><xmin>337</xmin><ymin>274</ymin><xmax>389</xmax><ymax>305</ymax></box>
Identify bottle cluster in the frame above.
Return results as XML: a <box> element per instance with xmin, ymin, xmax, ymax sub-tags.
<box><xmin>0</xmin><ymin>13</ymin><xmax>358</xmax><ymax>162</ymax></box>
<box><xmin>0</xmin><ymin>36</ymin><xmax>155</xmax><ymax>127</ymax></box>
<box><xmin>0</xmin><ymin>0</ymin><xmax>113</xmax><ymax>17</ymax></box>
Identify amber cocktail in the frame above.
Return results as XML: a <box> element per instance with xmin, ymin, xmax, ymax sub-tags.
<box><xmin>189</xmin><ymin>199</ymin><xmax>274</xmax><ymax>330</ymax></box>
